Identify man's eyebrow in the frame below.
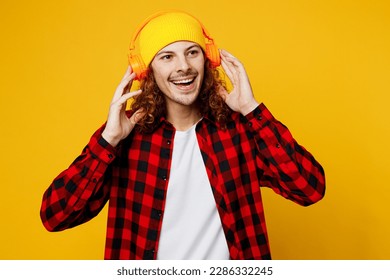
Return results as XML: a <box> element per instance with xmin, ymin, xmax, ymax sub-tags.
<box><xmin>156</xmin><ymin>44</ymin><xmax>200</xmax><ymax>56</ymax></box>
<box><xmin>156</xmin><ymin>50</ymin><xmax>174</xmax><ymax>56</ymax></box>
<box><xmin>186</xmin><ymin>44</ymin><xmax>201</xmax><ymax>51</ymax></box>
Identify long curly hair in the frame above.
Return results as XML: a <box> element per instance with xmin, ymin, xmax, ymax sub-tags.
<box><xmin>131</xmin><ymin>59</ymin><xmax>232</xmax><ymax>133</ymax></box>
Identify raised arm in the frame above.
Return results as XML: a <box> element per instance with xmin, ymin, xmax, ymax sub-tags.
<box><xmin>219</xmin><ymin>49</ymin><xmax>325</xmax><ymax>206</ymax></box>
<box><xmin>40</xmin><ymin>67</ymin><xmax>145</xmax><ymax>231</ymax></box>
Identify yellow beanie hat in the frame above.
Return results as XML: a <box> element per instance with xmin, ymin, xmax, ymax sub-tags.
<box><xmin>136</xmin><ymin>11</ymin><xmax>207</xmax><ymax>67</ymax></box>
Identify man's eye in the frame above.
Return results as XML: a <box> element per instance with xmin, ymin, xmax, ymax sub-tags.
<box><xmin>188</xmin><ymin>50</ymin><xmax>199</xmax><ymax>56</ymax></box>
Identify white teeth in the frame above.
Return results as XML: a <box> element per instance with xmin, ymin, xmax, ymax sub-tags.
<box><xmin>172</xmin><ymin>78</ymin><xmax>194</xmax><ymax>84</ymax></box>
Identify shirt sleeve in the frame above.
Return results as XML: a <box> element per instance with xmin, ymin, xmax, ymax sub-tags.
<box><xmin>244</xmin><ymin>103</ymin><xmax>326</xmax><ymax>206</ymax></box>
<box><xmin>40</xmin><ymin>125</ymin><xmax>117</xmax><ymax>231</ymax></box>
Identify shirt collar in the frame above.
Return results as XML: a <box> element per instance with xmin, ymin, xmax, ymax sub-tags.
<box><xmin>157</xmin><ymin>111</ymin><xmax>220</xmax><ymax>130</ymax></box>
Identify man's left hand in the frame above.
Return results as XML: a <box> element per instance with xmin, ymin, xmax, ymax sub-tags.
<box><xmin>218</xmin><ymin>49</ymin><xmax>259</xmax><ymax>116</ymax></box>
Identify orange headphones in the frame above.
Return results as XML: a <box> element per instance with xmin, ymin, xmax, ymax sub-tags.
<box><xmin>128</xmin><ymin>11</ymin><xmax>221</xmax><ymax>80</ymax></box>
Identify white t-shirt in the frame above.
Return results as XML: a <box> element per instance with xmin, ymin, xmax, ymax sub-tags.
<box><xmin>156</xmin><ymin>124</ymin><xmax>230</xmax><ymax>260</ymax></box>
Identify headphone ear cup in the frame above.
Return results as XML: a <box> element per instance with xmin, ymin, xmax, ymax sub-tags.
<box><xmin>128</xmin><ymin>53</ymin><xmax>147</xmax><ymax>80</ymax></box>
<box><xmin>205</xmin><ymin>42</ymin><xmax>220</xmax><ymax>68</ymax></box>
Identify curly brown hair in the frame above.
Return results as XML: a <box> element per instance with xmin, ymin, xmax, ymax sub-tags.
<box><xmin>131</xmin><ymin>59</ymin><xmax>232</xmax><ymax>133</ymax></box>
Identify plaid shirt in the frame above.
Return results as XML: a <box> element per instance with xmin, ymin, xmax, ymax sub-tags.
<box><xmin>40</xmin><ymin>103</ymin><xmax>325</xmax><ymax>259</ymax></box>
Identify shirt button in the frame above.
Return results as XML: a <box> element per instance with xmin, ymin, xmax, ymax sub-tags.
<box><xmin>108</xmin><ymin>153</ymin><xmax>113</xmax><ymax>159</ymax></box>
<box><xmin>167</xmin><ymin>140</ymin><xmax>171</xmax><ymax>145</ymax></box>
<box><xmin>162</xmin><ymin>175</ymin><xmax>167</xmax><ymax>180</ymax></box>
<box><xmin>276</xmin><ymin>143</ymin><xmax>281</xmax><ymax>148</ymax></box>
<box><xmin>248</xmin><ymin>122</ymin><xmax>253</xmax><ymax>127</ymax></box>
<box><xmin>256</xmin><ymin>115</ymin><xmax>263</xmax><ymax>121</ymax></box>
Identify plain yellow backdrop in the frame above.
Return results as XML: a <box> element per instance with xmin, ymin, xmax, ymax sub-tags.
<box><xmin>1</xmin><ymin>0</ymin><xmax>389</xmax><ymax>259</ymax></box>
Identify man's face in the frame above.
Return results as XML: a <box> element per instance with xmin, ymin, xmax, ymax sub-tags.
<box><xmin>150</xmin><ymin>41</ymin><xmax>205</xmax><ymax>110</ymax></box>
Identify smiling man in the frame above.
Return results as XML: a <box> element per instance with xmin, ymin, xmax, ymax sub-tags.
<box><xmin>40</xmin><ymin>11</ymin><xmax>326</xmax><ymax>260</ymax></box>
<box><xmin>150</xmin><ymin>42</ymin><xmax>205</xmax><ymax>129</ymax></box>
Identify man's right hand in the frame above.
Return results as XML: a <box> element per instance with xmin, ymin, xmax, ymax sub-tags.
<box><xmin>101</xmin><ymin>67</ymin><xmax>145</xmax><ymax>147</ymax></box>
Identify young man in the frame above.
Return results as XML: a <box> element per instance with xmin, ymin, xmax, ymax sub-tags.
<box><xmin>40</xmin><ymin>11</ymin><xmax>325</xmax><ymax>260</ymax></box>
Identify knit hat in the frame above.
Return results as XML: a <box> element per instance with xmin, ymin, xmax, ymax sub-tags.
<box><xmin>136</xmin><ymin>11</ymin><xmax>207</xmax><ymax>67</ymax></box>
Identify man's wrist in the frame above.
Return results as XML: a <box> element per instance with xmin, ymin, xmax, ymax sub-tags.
<box><xmin>241</xmin><ymin>101</ymin><xmax>260</xmax><ymax>116</ymax></box>
<box><xmin>101</xmin><ymin>130</ymin><xmax>120</xmax><ymax>147</ymax></box>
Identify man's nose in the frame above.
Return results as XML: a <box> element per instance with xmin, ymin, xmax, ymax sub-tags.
<box><xmin>176</xmin><ymin>55</ymin><xmax>191</xmax><ymax>72</ymax></box>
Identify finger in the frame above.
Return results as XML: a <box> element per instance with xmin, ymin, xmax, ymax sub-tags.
<box><xmin>113</xmin><ymin>70</ymin><xmax>136</xmax><ymax>101</ymax></box>
<box><xmin>220</xmin><ymin>49</ymin><xmax>236</xmax><ymax>64</ymax></box>
<box><xmin>220</xmin><ymin>50</ymin><xmax>234</xmax><ymax>76</ymax></box>
<box><xmin>220</xmin><ymin>49</ymin><xmax>239</xmax><ymax>73</ymax></box>
<box><xmin>108</xmin><ymin>89</ymin><xmax>142</xmax><ymax>118</ymax></box>
<box><xmin>221</xmin><ymin>50</ymin><xmax>246</xmax><ymax>86</ymax></box>
<box><xmin>220</xmin><ymin>49</ymin><xmax>245</xmax><ymax>71</ymax></box>
<box><xmin>118</xmin><ymin>66</ymin><xmax>132</xmax><ymax>86</ymax></box>
<box><xmin>118</xmin><ymin>71</ymin><xmax>136</xmax><ymax>92</ymax></box>
<box><xmin>220</xmin><ymin>49</ymin><xmax>239</xmax><ymax>62</ymax></box>
<box><xmin>225</xmin><ymin>56</ymin><xmax>245</xmax><ymax>72</ymax></box>
<box><xmin>221</xmin><ymin>56</ymin><xmax>239</xmax><ymax>86</ymax></box>
<box><xmin>217</xmin><ymin>85</ymin><xmax>229</xmax><ymax>100</ymax></box>
<box><xmin>130</xmin><ymin>108</ymin><xmax>146</xmax><ymax>125</ymax></box>
<box><xmin>221</xmin><ymin>59</ymin><xmax>233</xmax><ymax>82</ymax></box>
<box><xmin>116</xmin><ymin>89</ymin><xmax>142</xmax><ymax>106</ymax></box>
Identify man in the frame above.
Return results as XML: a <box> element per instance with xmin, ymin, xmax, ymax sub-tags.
<box><xmin>40</xmin><ymin>11</ymin><xmax>325</xmax><ymax>260</ymax></box>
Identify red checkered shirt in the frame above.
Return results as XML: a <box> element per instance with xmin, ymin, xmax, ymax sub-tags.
<box><xmin>40</xmin><ymin>103</ymin><xmax>325</xmax><ymax>259</ymax></box>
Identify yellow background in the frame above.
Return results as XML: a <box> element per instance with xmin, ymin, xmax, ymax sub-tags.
<box><xmin>1</xmin><ymin>0</ymin><xmax>389</xmax><ymax>259</ymax></box>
